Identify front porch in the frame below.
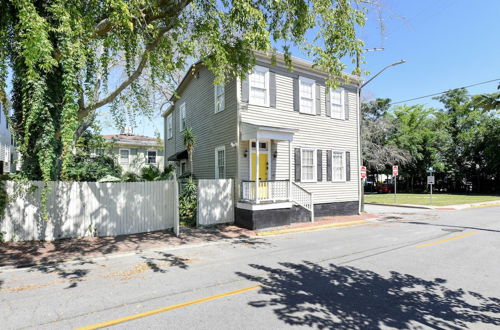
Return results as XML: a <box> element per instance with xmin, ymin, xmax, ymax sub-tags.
<box><xmin>235</xmin><ymin>123</ymin><xmax>314</xmax><ymax>229</ymax></box>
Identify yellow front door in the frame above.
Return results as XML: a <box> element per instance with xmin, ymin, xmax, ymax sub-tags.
<box><xmin>251</xmin><ymin>153</ymin><xmax>268</xmax><ymax>199</ymax></box>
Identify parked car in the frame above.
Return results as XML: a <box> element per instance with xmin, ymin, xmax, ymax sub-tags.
<box><xmin>376</xmin><ymin>183</ymin><xmax>394</xmax><ymax>193</ymax></box>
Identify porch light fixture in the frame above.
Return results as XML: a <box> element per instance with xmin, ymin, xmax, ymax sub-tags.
<box><xmin>244</xmin><ymin>149</ymin><xmax>248</xmax><ymax>158</ymax></box>
<box><xmin>273</xmin><ymin>150</ymin><xmax>277</xmax><ymax>159</ymax></box>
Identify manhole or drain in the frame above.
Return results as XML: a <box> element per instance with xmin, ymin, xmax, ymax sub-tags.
<box><xmin>441</xmin><ymin>228</ymin><xmax>463</xmax><ymax>232</ymax></box>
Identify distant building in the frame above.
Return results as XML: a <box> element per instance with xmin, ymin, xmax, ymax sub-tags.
<box><xmin>0</xmin><ymin>102</ymin><xmax>18</xmax><ymax>174</ymax></box>
<box><xmin>103</xmin><ymin>134</ymin><xmax>164</xmax><ymax>174</ymax></box>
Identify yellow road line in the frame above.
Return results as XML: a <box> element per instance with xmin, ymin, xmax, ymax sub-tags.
<box><xmin>416</xmin><ymin>231</ymin><xmax>478</xmax><ymax>248</ymax></box>
<box><xmin>257</xmin><ymin>220</ymin><xmax>367</xmax><ymax>237</ymax></box>
<box><xmin>75</xmin><ymin>285</ymin><xmax>261</xmax><ymax>330</ymax></box>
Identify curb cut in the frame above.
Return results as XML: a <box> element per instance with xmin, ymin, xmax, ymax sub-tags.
<box><xmin>256</xmin><ymin>220</ymin><xmax>368</xmax><ymax>237</ymax></box>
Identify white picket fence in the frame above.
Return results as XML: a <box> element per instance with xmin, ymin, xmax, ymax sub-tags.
<box><xmin>0</xmin><ymin>180</ymin><xmax>179</xmax><ymax>242</ymax></box>
<box><xmin>197</xmin><ymin>179</ymin><xmax>234</xmax><ymax>226</ymax></box>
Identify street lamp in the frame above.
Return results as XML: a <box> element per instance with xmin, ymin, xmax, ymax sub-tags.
<box><xmin>358</xmin><ymin>59</ymin><xmax>406</xmax><ymax>213</ymax></box>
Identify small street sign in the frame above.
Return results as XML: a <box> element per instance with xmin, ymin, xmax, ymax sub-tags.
<box><xmin>392</xmin><ymin>165</ymin><xmax>399</xmax><ymax>176</ymax></box>
<box><xmin>360</xmin><ymin>166</ymin><xmax>367</xmax><ymax>179</ymax></box>
<box><xmin>427</xmin><ymin>176</ymin><xmax>435</xmax><ymax>185</ymax></box>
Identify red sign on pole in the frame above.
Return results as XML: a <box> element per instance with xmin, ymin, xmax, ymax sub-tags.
<box><xmin>392</xmin><ymin>165</ymin><xmax>399</xmax><ymax>176</ymax></box>
<box><xmin>360</xmin><ymin>166</ymin><xmax>367</xmax><ymax>179</ymax></box>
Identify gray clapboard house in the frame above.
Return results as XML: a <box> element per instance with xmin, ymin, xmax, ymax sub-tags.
<box><xmin>163</xmin><ymin>52</ymin><xmax>362</xmax><ymax>229</ymax></box>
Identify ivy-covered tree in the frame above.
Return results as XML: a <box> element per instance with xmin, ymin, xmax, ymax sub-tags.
<box><xmin>0</xmin><ymin>0</ymin><xmax>372</xmax><ymax>186</ymax></box>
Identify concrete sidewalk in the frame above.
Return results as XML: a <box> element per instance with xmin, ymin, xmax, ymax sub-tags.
<box><xmin>0</xmin><ymin>213</ymin><xmax>374</xmax><ymax>269</ymax></box>
<box><xmin>366</xmin><ymin>200</ymin><xmax>500</xmax><ymax>211</ymax></box>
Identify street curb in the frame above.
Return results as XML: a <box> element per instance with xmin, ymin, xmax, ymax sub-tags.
<box><xmin>256</xmin><ymin>220</ymin><xmax>368</xmax><ymax>237</ymax></box>
<box><xmin>365</xmin><ymin>203</ymin><xmax>433</xmax><ymax>210</ymax></box>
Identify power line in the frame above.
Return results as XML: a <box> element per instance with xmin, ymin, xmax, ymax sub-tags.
<box><xmin>389</xmin><ymin>78</ymin><xmax>500</xmax><ymax>106</ymax></box>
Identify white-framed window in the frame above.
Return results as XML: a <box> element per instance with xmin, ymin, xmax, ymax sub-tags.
<box><xmin>299</xmin><ymin>76</ymin><xmax>316</xmax><ymax>114</ymax></box>
<box><xmin>215</xmin><ymin>146</ymin><xmax>226</xmax><ymax>179</ymax></box>
<box><xmin>332</xmin><ymin>150</ymin><xmax>346</xmax><ymax>181</ymax></box>
<box><xmin>330</xmin><ymin>88</ymin><xmax>344</xmax><ymax>119</ymax></box>
<box><xmin>167</xmin><ymin>114</ymin><xmax>173</xmax><ymax>139</ymax></box>
<box><xmin>214</xmin><ymin>84</ymin><xmax>225</xmax><ymax>113</ymax></box>
<box><xmin>249</xmin><ymin>66</ymin><xmax>269</xmax><ymax>107</ymax></box>
<box><xmin>147</xmin><ymin>150</ymin><xmax>157</xmax><ymax>164</ymax></box>
<box><xmin>301</xmin><ymin>148</ymin><xmax>317</xmax><ymax>182</ymax></box>
<box><xmin>179</xmin><ymin>102</ymin><xmax>186</xmax><ymax>131</ymax></box>
<box><xmin>119</xmin><ymin>149</ymin><xmax>130</xmax><ymax>165</ymax></box>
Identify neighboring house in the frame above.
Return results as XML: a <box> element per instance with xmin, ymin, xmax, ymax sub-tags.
<box><xmin>103</xmin><ymin>134</ymin><xmax>164</xmax><ymax>174</ymax></box>
<box><xmin>163</xmin><ymin>52</ymin><xmax>362</xmax><ymax>230</ymax></box>
<box><xmin>0</xmin><ymin>102</ymin><xmax>18</xmax><ymax>174</ymax></box>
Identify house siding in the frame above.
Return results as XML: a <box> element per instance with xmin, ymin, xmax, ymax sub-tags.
<box><xmin>112</xmin><ymin>146</ymin><xmax>164</xmax><ymax>174</ymax></box>
<box><xmin>239</xmin><ymin>65</ymin><xmax>359</xmax><ymax>204</ymax></box>
<box><xmin>164</xmin><ymin>67</ymin><xmax>238</xmax><ymax>179</ymax></box>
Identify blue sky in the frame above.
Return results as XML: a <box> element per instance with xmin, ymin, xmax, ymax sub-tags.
<box><xmin>102</xmin><ymin>0</ymin><xmax>500</xmax><ymax>137</ymax></box>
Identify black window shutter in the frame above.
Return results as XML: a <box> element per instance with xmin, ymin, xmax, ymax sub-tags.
<box><xmin>294</xmin><ymin>148</ymin><xmax>301</xmax><ymax>182</ymax></box>
<box><xmin>315</xmin><ymin>84</ymin><xmax>321</xmax><ymax>115</ymax></box>
<box><xmin>326</xmin><ymin>89</ymin><xmax>331</xmax><ymax>117</ymax></box>
<box><xmin>293</xmin><ymin>77</ymin><xmax>299</xmax><ymax>112</ymax></box>
<box><xmin>241</xmin><ymin>76</ymin><xmax>249</xmax><ymax>103</ymax></box>
<box><xmin>270</xmin><ymin>72</ymin><xmax>276</xmax><ymax>108</ymax></box>
<box><xmin>344</xmin><ymin>89</ymin><xmax>349</xmax><ymax>120</ymax></box>
<box><xmin>317</xmin><ymin>149</ymin><xmax>323</xmax><ymax>181</ymax></box>
<box><xmin>327</xmin><ymin>150</ymin><xmax>332</xmax><ymax>181</ymax></box>
<box><xmin>346</xmin><ymin>151</ymin><xmax>351</xmax><ymax>181</ymax></box>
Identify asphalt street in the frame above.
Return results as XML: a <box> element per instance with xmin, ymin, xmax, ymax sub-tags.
<box><xmin>1</xmin><ymin>205</ymin><xmax>499</xmax><ymax>329</ymax></box>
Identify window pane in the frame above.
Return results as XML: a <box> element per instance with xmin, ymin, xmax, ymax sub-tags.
<box><xmin>120</xmin><ymin>150</ymin><xmax>129</xmax><ymax>164</ymax></box>
<box><xmin>301</xmin><ymin>149</ymin><xmax>315</xmax><ymax>181</ymax></box>
<box><xmin>332</xmin><ymin>152</ymin><xmax>344</xmax><ymax>180</ymax></box>
<box><xmin>217</xmin><ymin>149</ymin><xmax>225</xmax><ymax>178</ymax></box>
<box><xmin>147</xmin><ymin>151</ymin><xmax>156</xmax><ymax>164</ymax></box>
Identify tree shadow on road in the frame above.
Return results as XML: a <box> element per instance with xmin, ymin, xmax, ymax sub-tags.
<box><xmin>237</xmin><ymin>261</ymin><xmax>500</xmax><ymax>329</ymax></box>
<box><xmin>140</xmin><ymin>252</ymin><xmax>191</xmax><ymax>273</ymax></box>
<box><xmin>28</xmin><ymin>259</ymin><xmax>95</xmax><ymax>289</ymax></box>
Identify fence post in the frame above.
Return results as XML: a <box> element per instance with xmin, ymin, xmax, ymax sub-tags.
<box><xmin>173</xmin><ymin>178</ymin><xmax>180</xmax><ymax>237</ymax></box>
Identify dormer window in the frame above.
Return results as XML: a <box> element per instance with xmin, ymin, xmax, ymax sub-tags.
<box><xmin>249</xmin><ymin>66</ymin><xmax>269</xmax><ymax>107</ymax></box>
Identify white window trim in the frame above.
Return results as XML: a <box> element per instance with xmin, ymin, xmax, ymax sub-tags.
<box><xmin>214</xmin><ymin>84</ymin><xmax>225</xmax><ymax>113</ymax></box>
<box><xmin>167</xmin><ymin>114</ymin><xmax>173</xmax><ymax>139</ymax></box>
<box><xmin>299</xmin><ymin>76</ymin><xmax>316</xmax><ymax>114</ymax></box>
<box><xmin>249</xmin><ymin>65</ymin><xmax>270</xmax><ymax>107</ymax></box>
<box><xmin>119</xmin><ymin>148</ymin><xmax>130</xmax><ymax>165</ymax></box>
<box><xmin>147</xmin><ymin>150</ymin><xmax>157</xmax><ymax>164</ymax></box>
<box><xmin>330</xmin><ymin>88</ymin><xmax>345</xmax><ymax>120</ymax></box>
<box><xmin>300</xmin><ymin>147</ymin><xmax>317</xmax><ymax>182</ymax></box>
<box><xmin>331</xmin><ymin>149</ymin><xmax>346</xmax><ymax>182</ymax></box>
<box><xmin>215</xmin><ymin>145</ymin><xmax>226</xmax><ymax>179</ymax></box>
<box><xmin>179</xmin><ymin>102</ymin><xmax>186</xmax><ymax>132</ymax></box>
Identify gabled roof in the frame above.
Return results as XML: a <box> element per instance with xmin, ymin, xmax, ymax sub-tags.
<box><xmin>103</xmin><ymin>134</ymin><xmax>162</xmax><ymax>147</ymax></box>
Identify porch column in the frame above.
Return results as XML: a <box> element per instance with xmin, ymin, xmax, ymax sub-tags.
<box><xmin>255</xmin><ymin>138</ymin><xmax>260</xmax><ymax>204</ymax></box>
<box><xmin>288</xmin><ymin>140</ymin><xmax>292</xmax><ymax>201</ymax></box>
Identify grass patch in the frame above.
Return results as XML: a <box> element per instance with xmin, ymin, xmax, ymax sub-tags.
<box><xmin>365</xmin><ymin>193</ymin><xmax>500</xmax><ymax>206</ymax></box>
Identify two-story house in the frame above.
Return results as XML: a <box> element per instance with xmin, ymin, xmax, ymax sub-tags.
<box><xmin>103</xmin><ymin>134</ymin><xmax>164</xmax><ymax>174</ymax></box>
<box><xmin>163</xmin><ymin>52</ymin><xmax>362</xmax><ymax>230</ymax></box>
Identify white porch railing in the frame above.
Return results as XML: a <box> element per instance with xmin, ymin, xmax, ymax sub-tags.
<box><xmin>240</xmin><ymin>180</ymin><xmax>290</xmax><ymax>202</ymax></box>
<box><xmin>292</xmin><ymin>182</ymin><xmax>314</xmax><ymax>221</ymax></box>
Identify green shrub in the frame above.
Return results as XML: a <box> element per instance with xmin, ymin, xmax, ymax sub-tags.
<box><xmin>179</xmin><ymin>178</ymin><xmax>197</xmax><ymax>227</ymax></box>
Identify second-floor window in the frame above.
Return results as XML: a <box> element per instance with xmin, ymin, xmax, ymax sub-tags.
<box><xmin>299</xmin><ymin>76</ymin><xmax>316</xmax><ymax>114</ymax></box>
<box><xmin>330</xmin><ymin>88</ymin><xmax>344</xmax><ymax>119</ymax></box>
<box><xmin>179</xmin><ymin>102</ymin><xmax>186</xmax><ymax>131</ymax></box>
<box><xmin>147</xmin><ymin>150</ymin><xmax>157</xmax><ymax>164</ymax></box>
<box><xmin>215</xmin><ymin>84</ymin><xmax>225</xmax><ymax>112</ymax></box>
<box><xmin>301</xmin><ymin>148</ymin><xmax>317</xmax><ymax>182</ymax></box>
<box><xmin>167</xmin><ymin>114</ymin><xmax>173</xmax><ymax>139</ymax></box>
<box><xmin>249</xmin><ymin>66</ymin><xmax>269</xmax><ymax>106</ymax></box>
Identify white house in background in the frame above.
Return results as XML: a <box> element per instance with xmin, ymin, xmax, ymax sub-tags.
<box><xmin>163</xmin><ymin>52</ymin><xmax>362</xmax><ymax>230</ymax></box>
<box><xmin>0</xmin><ymin>102</ymin><xmax>17</xmax><ymax>174</ymax></box>
<box><xmin>103</xmin><ymin>134</ymin><xmax>164</xmax><ymax>174</ymax></box>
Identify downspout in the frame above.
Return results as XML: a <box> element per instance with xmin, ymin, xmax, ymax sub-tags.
<box><xmin>235</xmin><ymin>76</ymin><xmax>241</xmax><ymax>206</ymax></box>
<box><xmin>356</xmin><ymin>82</ymin><xmax>363</xmax><ymax>214</ymax></box>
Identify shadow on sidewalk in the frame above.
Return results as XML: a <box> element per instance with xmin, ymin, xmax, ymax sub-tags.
<box><xmin>237</xmin><ymin>261</ymin><xmax>500</xmax><ymax>329</ymax></box>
